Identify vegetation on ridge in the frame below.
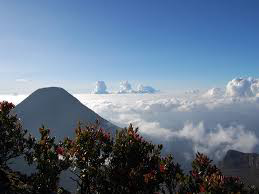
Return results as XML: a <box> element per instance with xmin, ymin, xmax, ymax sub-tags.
<box><xmin>0</xmin><ymin>101</ymin><xmax>258</xmax><ymax>194</ymax></box>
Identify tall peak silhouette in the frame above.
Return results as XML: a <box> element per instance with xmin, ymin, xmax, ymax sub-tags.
<box><xmin>14</xmin><ymin>87</ymin><xmax>118</xmax><ymax>140</ymax></box>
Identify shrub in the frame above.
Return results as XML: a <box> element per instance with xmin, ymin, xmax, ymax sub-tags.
<box><xmin>108</xmin><ymin>124</ymin><xmax>163</xmax><ymax>194</ymax></box>
<box><xmin>160</xmin><ymin>155</ymin><xmax>184</xmax><ymax>194</ymax></box>
<box><xmin>0</xmin><ymin>100</ymin><xmax>257</xmax><ymax>193</ymax></box>
<box><xmin>188</xmin><ymin>152</ymin><xmax>246</xmax><ymax>193</ymax></box>
<box><xmin>64</xmin><ymin>122</ymin><xmax>113</xmax><ymax>194</ymax></box>
<box><xmin>25</xmin><ymin>126</ymin><xmax>70</xmax><ymax>193</ymax></box>
<box><xmin>0</xmin><ymin>101</ymin><xmax>28</xmax><ymax>167</ymax></box>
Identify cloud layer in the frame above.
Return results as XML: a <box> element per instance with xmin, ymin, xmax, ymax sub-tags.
<box><xmin>75</xmin><ymin>77</ymin><xmax>259</xmax><ymax>163</ymax></box>
<box><xmin>2</xmin><ymin>77</ymin><xmax>259</xmax><ymax>165</ymax></box>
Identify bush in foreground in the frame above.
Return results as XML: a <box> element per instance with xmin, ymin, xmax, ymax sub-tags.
<box><xmin>0</xmin><ymin>101</ymin><xmax>28</xmax><ymax>167</ymax></box>
<box><xmin>0</xmin><ymin>101</ymin><xmax>258</xmax><ymax>194</ymax></box>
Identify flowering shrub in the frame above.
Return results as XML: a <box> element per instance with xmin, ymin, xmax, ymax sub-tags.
<box><xmin>108</xmin><ymin>124</ymin><xmax>163</xmax><ymax>194</ymax></box>
<box><xmin>63</xmin><ymin>122</ymin><xmax>113</xmax><ymax>194</ymax></box>
<box><xmin>0</xmin><ymin>101</ymin><xmax>28</xmax><ymax>167</ymax></box>
<box><xmin>159</xmin><ymin>155</ymin><xmax>184</xmax><ymax>194</ymax></box>
<box><xmin>0</xmin><ymin>101</ymin><xmax>258</xmax><ymax>194</ymax></box>
<box><xmin>187</xmin><ymin>152</ymin><xmax>246</xmax><ymax>193</ymax></box>
<box><xmin>25</xmin><ymin>126</ymin><xmax>70</xmax><ymax>193</ymax></box>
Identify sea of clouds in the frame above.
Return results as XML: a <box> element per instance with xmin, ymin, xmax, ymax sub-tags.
<box><xmin>2</xmin><ymin>77</ymin><xmax>259</xmax><ymax>164</ymax></box>
<box><xmin>80</xmin><ymin>77</ymin><xmax>259</xmax><ymax>163</ymax></box>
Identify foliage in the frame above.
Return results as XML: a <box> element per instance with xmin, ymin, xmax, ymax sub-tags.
<box><xmin>108</xmin><ymin>124</ymin><xmax>163</xmax><ymax>194</ymax></box>
<box><xmin>160</xmin><ymin>155</ymin><xmax>184</xmax><ymax>194</ymax></box>
<box><xmin>25</xmin><ymin>126</ymin><xmax>70</xmax><ymax>193</ymax></box>
<box><xmin>63</xmin><ymin>122</ymin><xmax>113</xmax><ymax>194</ymax></box>
<box><xmin>0</xmin><ymin>100</ymin><xmax>258</xmax><ymax>194</ymax></box>
<box><xmin>186</xmin><ymin>152</ymin><xmax>247</xmax><ymax>193</ymax></box>
<box><xmin>0</xmin><ymin>101</ymin><xmax>28</xmax><ymax>167</ymax></box>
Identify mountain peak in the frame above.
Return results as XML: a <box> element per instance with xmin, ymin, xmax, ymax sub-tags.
<box><xmin>220</xmin><ymin>150</ymin><xmax>259</xmax><ymax>187</ymax></box>
<box><xmin>14</xmin><ymin>87</ymin><xmax>118</xmax><ymax>140</ymax></box>
<box><xmin>220</xmin><ymin>149</ymin><xmax>259</xmax><ymax>169</ymax></box>
<box><xmin>22</xmin><ymin>86</ymin><xmax>78</xmax><ymax>103</ymax></box>
<box><xmin>33</xmin><ymin>86</ymin><xmax>69</xmax><ymax>94</ymax></box>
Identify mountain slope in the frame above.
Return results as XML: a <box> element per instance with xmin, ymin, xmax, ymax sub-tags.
<box><xmin>219</xmin><ymin>150</ymin><xmax>259</xmax><ymax>187</ymax></box>
<box><xmin>14</xmin><ymin>87</ymin><xmax>118</xmax><ymax>140</ymax></box>
<box><xmin>11</xmin><ymin>87</ymin><xmax>119</xmax><ymax>192</ymax></box>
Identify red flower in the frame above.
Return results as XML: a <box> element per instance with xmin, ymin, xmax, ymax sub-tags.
<box><xmin>160</xmin><ymin>164</ymin><xmax>166</xmax><ymax>173</ymax></box>
<box><xmin>103</xmin><ymin>132</ymin><xmax>110</xmax><ymax>140</ymax></box>
<box><xmin>56</xmin><ymin>147</ymin><xmax>64</xmax><ymax>155</ymax></box>
<box><xmin>200</xmin><ymin>185</ymin><xmax>206</xmax><ymax>192</ymax></box>
<box><xmin>0</xmin><ymin>101</ymin><xmax>15</xmax><ymax>111</ymax></box>
<box><xmin>192</xmin><ymin>171</ymin><xmax>197</xmax><ymax>177</ymax></box>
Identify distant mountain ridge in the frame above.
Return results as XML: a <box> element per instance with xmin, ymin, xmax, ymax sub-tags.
<box><xmin>220</xmin><ymin>150</ymin><xmax>259</xmax><ymax>169</ymax></box>
<box><xmin>14</xmin><ymin>87</ymin><xmax>118</xmax><ymax>140</ymax></box>
<box><xmin>219</xmin><ymin>150</ymin><xmax>259</xmax><ymax>187</ymax></box>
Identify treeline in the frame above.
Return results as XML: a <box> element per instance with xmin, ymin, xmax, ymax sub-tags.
<box><xmin>0</xmin><ymin>101</ymin><xmax>258</xmax><ymax>194</ymax></box>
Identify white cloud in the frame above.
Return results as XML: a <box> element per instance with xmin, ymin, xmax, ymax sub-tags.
<box><xmin>92</xmin><ymin>81</ymin><xmax>109</xmax><ymax>94</ymax></box>
<box><xmin>117</xmin><ymin>81</ymin><xmax>158</xmax><ymax>94</ymax></box>
<box><xmin>74</xmin><ymin>78</ymin><xmax>259</xmax><ymax>161</ymax></box>
<box><xmin>185</xmin><ymin>89</ymin><xmax>200</xmax><ymax>95</ymax></box>
<box><xmin>15</xmin><ymin>78</ymin><xmax>28</xmax><ymax>83</ymax></box>
<box><xmin>117</xmin><ymin>81</ymin><xmax>133</xmax><ymax>94</ymax></box>
<box><xmin>226</xmin><ymin>77</ymin><xmax>259</xmax><ymax>97</ymax></box>
<box><xmin>3</xmin><ymin>77</ymin><xmax>259</xmax><ymax>163</ymax></box>
<box><xmin>136</xmin><ymin>84</ymin><xmax>157</xmax><ymax>94</ymax></box>
<box><xmin>203</xmin><ymin>88</ymin><xmax>224</xmax><ymax>98</ymax></box>
<box><xmin>173</xmin><ymin>122</ymin><xmax>258</xmax><ymax>159</ymax></box>
<box><xmin>0</xmin><ymin>94</ymin><xmax>28</xmax><ymax>105</ymax></box>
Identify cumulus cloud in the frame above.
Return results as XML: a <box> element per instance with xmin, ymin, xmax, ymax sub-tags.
<box><xmin>136</xmin><ymin>84</ymin><xmax>157</xmax><ymax>94</ymax></box>
<box><xmin>117</xmin><ymin>81</ymin><xmax>158</xmax><ymax>94</ymax></box>
<box><xmin>203</xmin><ymin>88</ymin><xmax>224</xmax><ymax>98</ymax></box>
<box><xmin>92</xmin><ymin>81</ymin><xmax>109</xmax><ymax>94</ymax></box>
<box><xmin>226</xmin><ymin>77</ymin><xmax>259</xmax><ymax>97</ymax></box>
<box><xmin>118</xmin><ymin>81</ymin><xmax>133</xmax><ymax>94</ymax></box>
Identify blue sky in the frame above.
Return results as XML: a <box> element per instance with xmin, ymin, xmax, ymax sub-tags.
<box><xmin>0</xmin><ymin>0</ymin><xmax>258</xmax><ymax>93</ymax></box>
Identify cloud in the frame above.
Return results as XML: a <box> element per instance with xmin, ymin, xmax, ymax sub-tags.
<box><xmin>185</xmin><ymin>89</ymin><xmax>200</xmax><ymax>95</ymax></box>
<box><xmin>92</xmin><ymin>81</ymin><xmax>109</xmax><ymax>94</ymax></box>
<box><xmin>15</xmin><ymin>78</ymin><xmax>28</xmax><ymax>83</ymax></box>
<box><xmin>117</xmin><ymin>81</ymin><xmax>133</xmax><ymax>94</ymax></box>
<box><xmin>203</xmin><ymin>88</ymin><xmax>224</xmax><ymax>98</ymax></box>
<box><xmin>136</xmin><ymin>84</ymin><xmax>157</xmax><ymax>94</ymax></box>
<box><xmin>3</xmin><ymin>77</ymin><xmax>259</xmax><ymax>164</ymax></box>
<box><xmin>75</xmin><ymin>78</ymin><xmax>259</xmax><ymax>162</ymax></box>
<box><xmin>117</xmin><ymin>81</ymin><xmax>158</xmax><ymax>94</ymax></box>
<box><xmin>226</xmin><ymin>77</ymin><xmax>259</xmax><ymax>97</ymax></box>
<box><xmin>172</xmin><ymin>122</ymin><xmax>258</xmax><ymax>159</ymax></box>
<box><xmin>0</xmin><ymin>94</ymin><xmax>28</xmax><ymax>105</ymax></box>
